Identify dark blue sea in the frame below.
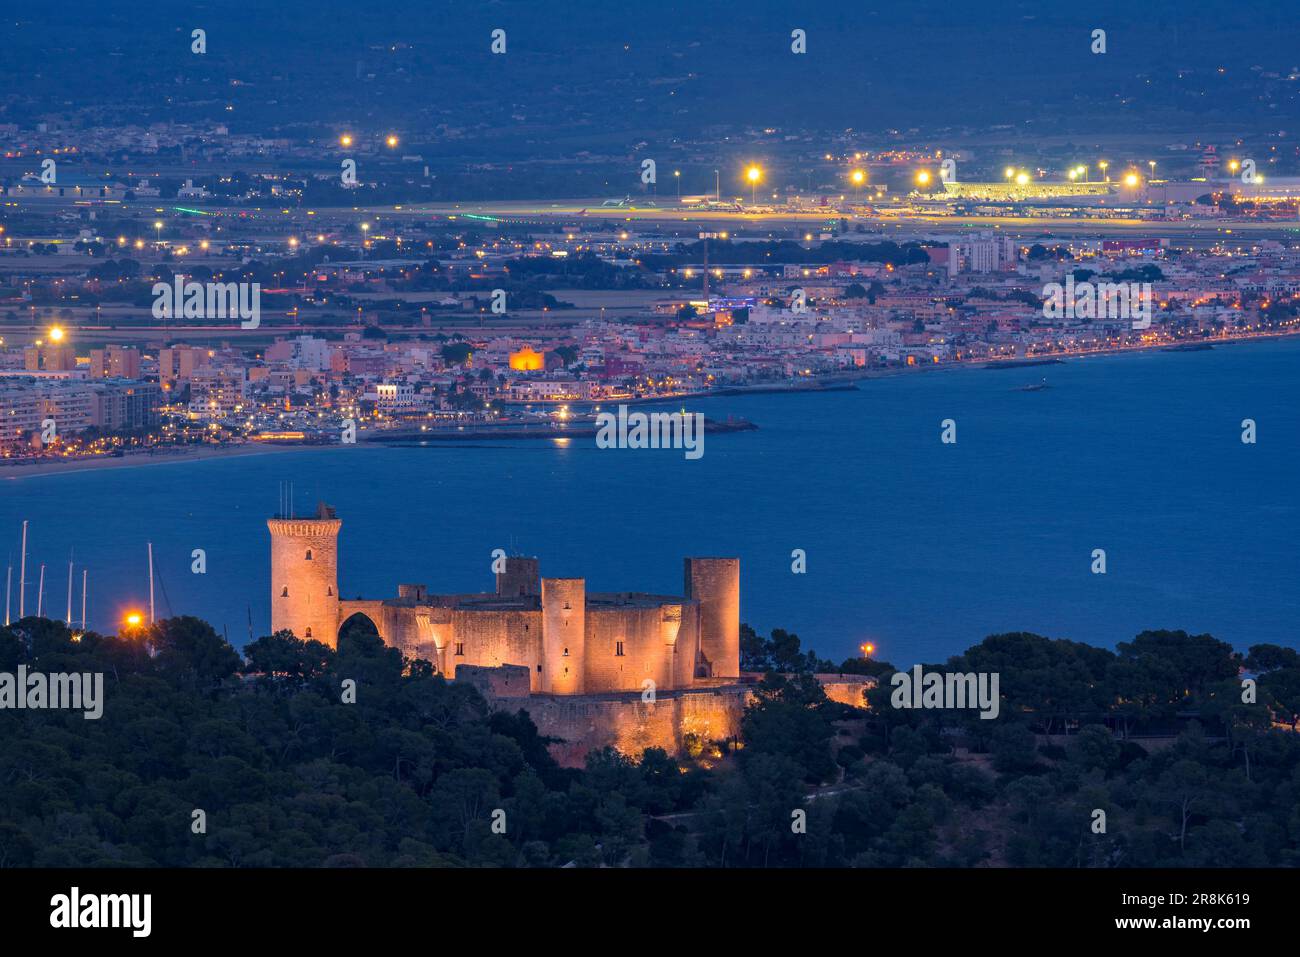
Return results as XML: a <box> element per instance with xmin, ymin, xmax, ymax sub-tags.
<box><xmin>4</xmin><ymin>337</ymin><xmax>1298</xmax><ymax>667</ymax></box>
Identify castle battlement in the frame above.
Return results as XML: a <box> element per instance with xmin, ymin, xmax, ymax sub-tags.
<box><xmin>267</xmin><ymin>506</ymin><xmax>740</xmax><ymax>696</ymax></box>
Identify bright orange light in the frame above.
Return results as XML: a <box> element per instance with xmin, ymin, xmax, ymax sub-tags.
<box><xmin>1124</xmin><ymin>172</ymin><xmax>1140</xmax><ymax>187</ymax></box>
<box><xmin>745</xmin><ymin>165</ymin><xmax>761</xmax><ymax>184</ymax></box>
<box><xmin>508</xmin><ymin>347</ymin><xmax>545</xmax><ymax>371</ymax></box>
<box><xmin>48</xmin><ymin>326</ymin><xmax>64</xmax><ymax>342</ymax></box>
<box><xmin>916</xmin><ymin>170</ymin><xmax>932</xmax><ymax>186</ymax></box>
<box><xmin>861</xmin><ymin>643</ymin><xmax>875</xmax><ymax>656</ymax></box>
<box><xmin>340</xmin><ymin>133</ymin><xmax>354</xmax><ymax>148</ymax></box>
<box><xmin>124</xmin><ymin>612</ymin><xmax>143</xmax><ymax>628</ymax></box>
<box><xmin>850</xmin><ymin>169</ymin><xmax>865</xmax><ymax>185</ymax></box>
<box><xmin>385</xmin><ymin>134</ymin><xmax>399</xmax><ymax>148</ymax></box>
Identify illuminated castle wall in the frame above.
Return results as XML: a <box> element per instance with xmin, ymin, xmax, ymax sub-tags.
<box><xmin>267</xmin><ymin>504</ymin><xmax>738</xmax><ymax>694</ymax></box>
<box><xmin>267</xmin><ymin>504</ymin><xmax>870</xmax><ymax>765</ymax></box>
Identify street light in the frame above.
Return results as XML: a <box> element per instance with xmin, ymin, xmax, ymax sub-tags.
<box><xmin>1099</xmin><ymin>160</ymin><xmax>1109</xmax><ymax>182</ymax></box>
<box><xmin>674</xmin><ymin>169</ymin><xmax>680</xmax><ymax>201</ymax></box>
<box><xmin>745</xmin><ymin>165</ymin><xmax>762</xmax><ymax>205</ymax></box>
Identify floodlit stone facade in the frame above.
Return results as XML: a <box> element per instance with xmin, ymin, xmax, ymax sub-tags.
<box><xmin>268</xmin><ymin>503</ymin><xmax>738</xmax><ymax>693</ymax></box>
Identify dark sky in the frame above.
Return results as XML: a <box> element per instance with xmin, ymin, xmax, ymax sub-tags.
<box><xmin>1</xmin><ymin>1</ymin><xmax>1296</xmax><ymax>139</ymax></box>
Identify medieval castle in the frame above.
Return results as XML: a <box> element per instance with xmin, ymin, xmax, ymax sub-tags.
<box><xmin>268</xmin><ymin>503</ymin><xmax>867</xmax><ymax>764</ymax></box>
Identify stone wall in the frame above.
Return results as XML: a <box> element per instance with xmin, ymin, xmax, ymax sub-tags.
<box><xmin>499</xmin><ymin>685</ymin><xmax>750</xmax><ymax>767</ymax></box>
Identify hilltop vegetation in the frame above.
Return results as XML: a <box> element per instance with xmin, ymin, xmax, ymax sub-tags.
<box><xmin>0</xmin><ymin>616</ymin><xmax>1297</xmax><ymax>867</ymax></box>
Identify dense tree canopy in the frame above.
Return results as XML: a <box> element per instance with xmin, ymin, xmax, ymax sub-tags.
<box><xmin>0</xmin><ymin>617</ymin><xmax>1297</xmax><ymax>868</ymax></box>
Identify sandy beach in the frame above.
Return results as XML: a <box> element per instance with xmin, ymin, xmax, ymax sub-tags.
<box><xmin>0</xmin><ymin>442</ymin><xmax>332</xmax><ymax>481</ymax></box>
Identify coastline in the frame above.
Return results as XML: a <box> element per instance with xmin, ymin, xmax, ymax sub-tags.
<box><xmin>0</xmin><ymin>442</ymin><xmax>329</xmax><ymax>481</ymax></box>
<box><xmin>5</xmin><ymin>331</ymin><xmax>1295</xmax><ymax>478</ymax></box>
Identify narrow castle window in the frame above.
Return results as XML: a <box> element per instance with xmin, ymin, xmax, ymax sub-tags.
<box><xmin>615</xmin><ymin>641</ymin><xmax>625</xmax><ymax>657</ymax></box>
<box><xmin>327</xmin><ymin>587</ymin><xmax>333</xmax><ymax>596</ymax></box>
<box><xmin>455</xmin><ymin>642</ymin><xmax>465</xmax><ymax>656</ymax></box>
<box><xmin>563</xmin><ymin>647</ymin><xmax>569</xmax><ymax>656</ymax></box>
<box><xmin>304</xmin><ymin>628</ymin><xmax>313</xmax><ymax>638</ymax></box>
<box><xmin>305</xmin><ymin>549</ymin><xmax>313</xmax><ymax>560</ymax></box>
<box><xmin>281</xmin><ymin>587</ymin><xmax>289</xmax><ymax>597</ymax></box>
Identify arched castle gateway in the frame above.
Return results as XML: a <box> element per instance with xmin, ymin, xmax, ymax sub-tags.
<box><xmin>268</xmin><ymin>503</ymin><xmax>740</xmax><ymax>695</ymax></box>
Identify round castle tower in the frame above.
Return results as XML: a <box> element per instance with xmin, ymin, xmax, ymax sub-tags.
<box><xmin>541</xmin><ymin>578</ymin><xmax>585</xmax><ymax>694</ymax></box>
<box><xmin>268</xmin><ymin>503</ymin><xmax>342</xmax><ymax>647</ymax></box>
<box><xmin>684</xmin><ymin>558</ymin><xmax>740</xmax><ymax>678</ymax></box>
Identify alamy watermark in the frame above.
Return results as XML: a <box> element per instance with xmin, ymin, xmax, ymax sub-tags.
<box><xmin>0</xmin><ymin>666</ymin><xmax>104</xmax><ymax>719</ymax></box>
<box><xmin>890</xmin><ymin>665</ymin><xmax>1000</xmax><ymax>719</ymax></box>
<box><xmin>152</xmin><ymin>275</ymin><xmax>261</xmax><ymax>329</ymax></box>
<box><xmin>50</xmin><ymin>887</ymin><xmax>150</xmax><ymax>937</ymax></box>
<box><xmin>595</xmin><ymin>404</ymin><xmax>704</xmax><ymax>460</ymax></box>
<box><xmin>1042</xmin><ymin>275</ymin><xmax>1152</xmax><ymax>329</ymax></box>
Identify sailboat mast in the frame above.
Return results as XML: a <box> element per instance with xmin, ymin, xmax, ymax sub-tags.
<box><xmin>148</xmin><ymin>542</ymin><xmax>155</xmax><ymax>625</ymax></box>
<box><xmin>18</xmin><ymin>520</ymin><xmax>27</xmax><ymax>619</ymax></box>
